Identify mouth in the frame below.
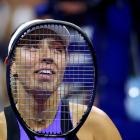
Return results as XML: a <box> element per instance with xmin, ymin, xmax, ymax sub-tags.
<box><xmin>35</xmin><ymin>69</ymin><xmax>55</xmax><ymax>75</ymax></box>
<box><xmin>34</xmin><ymin>68</ymin><xmax>56</xmax><ymax>81</ymax></box>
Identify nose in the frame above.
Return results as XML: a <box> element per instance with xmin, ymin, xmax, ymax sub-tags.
<box><xmin>39</xmin><ymin>39</ymin><xmax>55</xmax><ymax>64</ymax></box>
<box><xmin>41</xmin><ymin>58</ymin><xmax>54</xmax><ymax>64</ymax></box>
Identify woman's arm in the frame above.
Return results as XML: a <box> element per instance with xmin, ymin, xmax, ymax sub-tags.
<box><xmin>75</xmin><ymin>105</ymin><xmax>122</xmax><ymax>140</ymax></box>
<box><xmin>86</xmin><ymin>106</ymin><xmax>122</xmax><ymax>140</ymax></box>
<box><xmin>0</xmin><ymin>111</ymin><xmax>7</xmax><ymax>140</ymax></box>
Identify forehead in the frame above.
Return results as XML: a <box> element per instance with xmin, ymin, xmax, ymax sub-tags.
<box><xmin>19</xmin><ymin>28</ymin><xmax>66</xmax><ymax>46</ymax></box>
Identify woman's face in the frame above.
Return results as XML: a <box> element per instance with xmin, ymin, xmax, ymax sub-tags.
<box><xmin>13</xmin><ymin>31</ymin><xmax>67</xmax><ymax>94</ymax></box>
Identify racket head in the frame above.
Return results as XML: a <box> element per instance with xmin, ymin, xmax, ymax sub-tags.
<box><xmin>6</xmin><ymin>19</ymin><xmax>97</xmax><ymax>138</ymax></box>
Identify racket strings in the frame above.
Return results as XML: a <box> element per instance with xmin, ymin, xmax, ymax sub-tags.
<box><xmin>10</xmin><ymin>24</ymin><xmax>95</xmax><ymax>134</ymax></box>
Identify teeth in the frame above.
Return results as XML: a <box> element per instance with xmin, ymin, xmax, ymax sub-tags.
<box><xmin>38</xmin><ymin>70</ymin><xmax>52</xmax><ymax>74</ymax></box>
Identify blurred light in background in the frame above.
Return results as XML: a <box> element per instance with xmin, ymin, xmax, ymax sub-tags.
<box><xmin>125</xmin><ymin>76</ymin><xmax>140</xmax><ymax>121</ymax></box>
<box><xmin>128</xmin><ymin>87</ymin><xmax>140</xmax><ymax>98</ymax></box>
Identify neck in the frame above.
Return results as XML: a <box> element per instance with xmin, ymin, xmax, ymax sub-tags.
<box><xmin>16</xmin><ymin>82</ymin><xmax>60</xmax><ymax>130</ymax></box>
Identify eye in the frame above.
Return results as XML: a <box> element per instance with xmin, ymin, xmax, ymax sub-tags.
<box><xmin>21</xmin><ymin>45</ymin><xmax>40</xmax><ymax>52</ymax></box>
<box><xmin>20</xmin><ymin>39</ymin><xmax>40</xmax><ymax>51</ymax></box>
<box><xmin>52</xmin><ymin>41</ymin><xmax>65</xmax><ymax>53</ymax></box>
<box><xmin>31</xmin><ymin>45</ymin><xmax>39</xmax><ymax>49</ymax></box>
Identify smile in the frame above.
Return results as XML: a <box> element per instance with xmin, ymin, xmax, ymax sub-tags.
<box><xmin>37</xmin><ymin>69</ymin><xmax>55</xmax><ymax>75</ymax></box>
<box><xmin>34</xmin><ymin>68</ymin><xmax>56</xmax><ymax>81</ymax></box>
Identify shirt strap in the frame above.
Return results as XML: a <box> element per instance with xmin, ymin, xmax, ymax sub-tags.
<box><xmin>4</xmin><ymin>106</ymin><xmax>20</xmax><ymax>140</ymax></box>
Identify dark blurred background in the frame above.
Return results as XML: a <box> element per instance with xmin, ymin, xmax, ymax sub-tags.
<box><xmin>0</xmin><ymin>0</ymin><xmax>140</xmax><ymax>139</ymax></box>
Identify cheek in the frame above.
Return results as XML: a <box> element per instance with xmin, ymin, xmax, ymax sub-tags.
<box><xmin>57</xmin><ymin>57</ymin><xmax>66</xmax><ymax>74</ymax></box>
<box><xmin>15</xmin><ymin>50</ymin><xmax>38</xmax><ymax>70</ymax></box>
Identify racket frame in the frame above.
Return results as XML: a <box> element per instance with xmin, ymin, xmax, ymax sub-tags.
<box><xmin>6</xmin><ymin>19</ymin><xmax>97</xmax><ymax>138</ymax></box>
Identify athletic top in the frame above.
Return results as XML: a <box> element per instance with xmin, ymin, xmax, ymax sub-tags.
<box><xmin>4</xmin><ymin>100</ymin><xmax>79</xmax><ymax>140</ymax></box>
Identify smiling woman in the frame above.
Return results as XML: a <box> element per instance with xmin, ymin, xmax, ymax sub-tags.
<box><xmin>14</xmin><ymin>28</ymin><xmax>68</xmax><ymax>92</ymax></box>
<box><xmin>0</xmin><ymin>19</ymin><xmax>122</xmax><ymax>140</ymax></box>
<box><xmin>11</xmin><ymin>26</ymin><xmax>69</xmax><ymax>131</ymax></box>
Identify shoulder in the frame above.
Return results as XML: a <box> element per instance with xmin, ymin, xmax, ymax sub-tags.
<box><xmin>87</xmin><ymin>106</ymin><xmax>122</xmax><ymax>140</ymax></box>
<box><xmin>69</xmin><ymin>103</ymin><xmax>122</xmax><ymax>140</ymax></box>
<box><xmin>0</xmin><ymin>111</ymin><xmax>7</xmax><ymax>140</ymax></box>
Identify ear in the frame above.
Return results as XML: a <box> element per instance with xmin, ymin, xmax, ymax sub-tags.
<box><xmin>12</xmin><ymin>62</ymin><xmax>18</xmax><ymax>78</ymax></box>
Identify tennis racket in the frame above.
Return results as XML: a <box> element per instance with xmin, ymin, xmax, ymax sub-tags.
<box><xmin>6</xmin><ymin>19</ymin><xmax>97</xmax><ymax>139</ymax></box>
